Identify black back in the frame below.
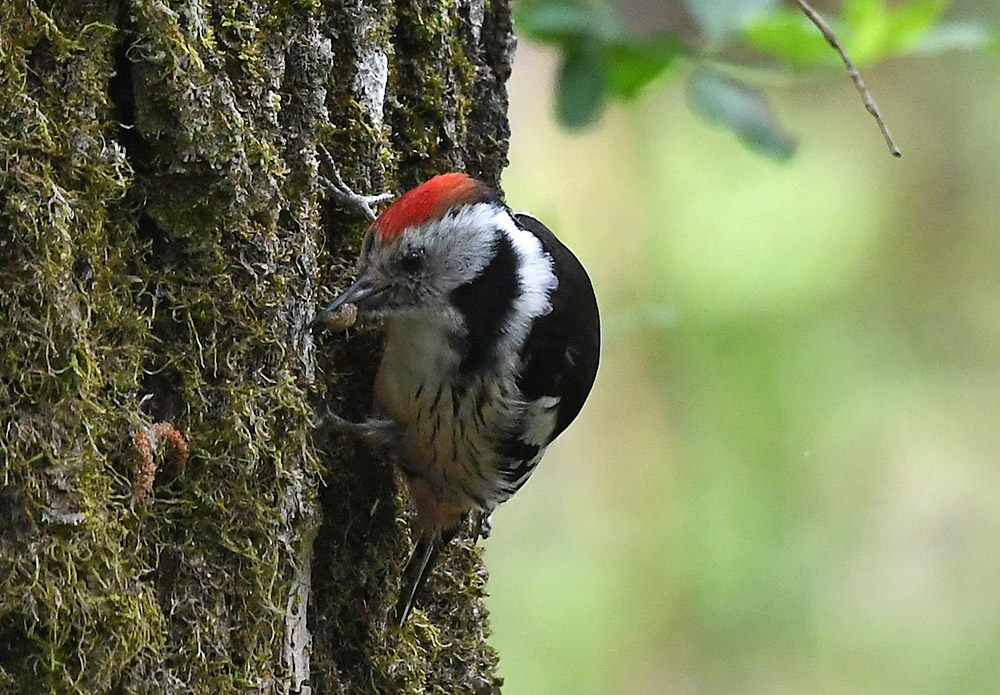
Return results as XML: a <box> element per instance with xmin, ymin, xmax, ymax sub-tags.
<box><xmin>513</xmin><ymin>213</ymin><xmax>601</xmax><ymax>444</ymax></box>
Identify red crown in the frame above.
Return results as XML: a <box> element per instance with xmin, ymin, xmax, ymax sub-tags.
<box><xmin>373</xmin><ymin>173</ymin><xmax>483</xmax><ymax>242</ymax></box>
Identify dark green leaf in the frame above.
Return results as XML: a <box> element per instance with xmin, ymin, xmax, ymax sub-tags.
<box><xmin>686</xmin><ymin>68</ymin><xmax>796</xmax><ymax>160</ymax></box>
<box><xmin>516</xmin><ymin>1</ymin><xmax>621</xmax><ymax>43</ymax></box>
<box><xmin>604</xmin><ymin>36</ymin><xmax>684</xmax><ymax>99</ymax></box>
<box><xmin>556</xmin><ymin>39</ymin><xmax>608</xmax><ymax>129</ymax></box>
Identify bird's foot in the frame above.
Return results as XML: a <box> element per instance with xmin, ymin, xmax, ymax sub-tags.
<box><xmin>316</xmin><ymin>409</ymin><xmax>402</xmax><ymax>456</ymax></box>
<box><xmin>315</xmin><ymin>410</ymin><xmax>360</xmax><ymax>434</ymax></box>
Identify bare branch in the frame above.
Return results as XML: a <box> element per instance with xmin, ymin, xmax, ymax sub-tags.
<box><xmin>796</xmin><ymin>0</ymin><xmax>901</xmax><ymax>157</ymax></box>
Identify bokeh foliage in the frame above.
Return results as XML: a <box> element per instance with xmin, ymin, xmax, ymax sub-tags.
<box><xmin>490</xmin><ymin>1</ymin><xmax>1000</xmax><ymax>693</ymax></box>
<box><xmin>516</xmin><ymin>0</ymin><xmax>1000</xmax><ymax>157</ymax></box>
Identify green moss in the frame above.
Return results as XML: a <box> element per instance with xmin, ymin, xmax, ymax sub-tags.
<box><xmin>1</xmin><ymin>0</ymin><xmax>323</xmax><ymax>690</ymax></box>
<box><xmin>2</xmin><ymin>0</ymin><xmax>509</xmax><ymax>690</ymax></box>
<box><xmin>303</xmin><ymin>0</ymin><xmax>505</xmax><ymax>691</ymax></box>
<box><xmin>0</xmin><ymin>2</ymin><xmax>162</xmax><ymax>691</ymax></box>
<box><xmin>389</xmin><ymin>0</ymin><xmax>474</xmax><ymax>176</ymax></box>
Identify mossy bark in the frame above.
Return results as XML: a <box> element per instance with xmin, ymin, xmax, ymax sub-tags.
<box><xmin>0</xmin><ymin>1</ymin><xmax>513</xmax><ymax>693</ymax></box>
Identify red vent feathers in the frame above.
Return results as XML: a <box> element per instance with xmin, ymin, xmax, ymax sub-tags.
<box><xmin>373</xmin><ymin>173</ymin><xmax>483</xmax><ymax>242</ymax></box>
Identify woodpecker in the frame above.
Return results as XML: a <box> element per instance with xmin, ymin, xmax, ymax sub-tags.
<box><xmin>314</xmin><ymin>170</ymin><xmax>600</xmax><ymax>624</ymax></box>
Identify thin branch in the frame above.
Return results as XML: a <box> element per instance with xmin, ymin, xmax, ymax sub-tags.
<box><xmin>796</xmin><ymin>0</ymin><xmax>901</xmax><ymax>157</ymax></box>
<box><xmin>317</xmin><ymin>145</ymin><xmax>394</xmax><ymax>222</ymax></box>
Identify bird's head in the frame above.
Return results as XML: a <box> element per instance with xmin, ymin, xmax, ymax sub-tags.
<box><xmin>314</xmin><ymin>172</ymin><xmax>506</xmax><ymax>326</ymax></box>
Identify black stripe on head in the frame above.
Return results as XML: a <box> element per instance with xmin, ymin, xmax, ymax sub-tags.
<box><xmin>450</xmin><ymin>231</ymin><xmax>519</xmax><ymax>374</ymax></box>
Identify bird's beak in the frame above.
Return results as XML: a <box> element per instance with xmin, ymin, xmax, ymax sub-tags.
<box><xmin>311</xmin><ymin>272</ymin><xmax>387</xmax><ymax>331</ymax></box>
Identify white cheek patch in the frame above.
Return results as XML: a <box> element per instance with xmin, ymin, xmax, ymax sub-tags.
<box><xmin>415</xmin><ymin>204</ymin><xmax>508</xmax><ymax>284</ymax></box>
<box><xmin>402</xmin><ymin>203</ymin><xmax>558</xmax><ymax>318</ymax></box>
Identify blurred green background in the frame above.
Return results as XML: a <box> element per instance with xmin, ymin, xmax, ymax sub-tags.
<box><xmin>486</xmin><ymin>2</ymin><xmax>1000</xmax><ymax>693</ymax></box>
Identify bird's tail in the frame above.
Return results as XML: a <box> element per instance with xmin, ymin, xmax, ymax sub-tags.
<box><xmin>395</xmin><ymin>533</ymin><xmax>440</xmax><ymax>626</ymax></box>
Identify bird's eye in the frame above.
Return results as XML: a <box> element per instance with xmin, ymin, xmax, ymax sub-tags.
<box><xmin>400</xmin><ymin>247</ymin><xmax>425</xmax><ymax>274</ymax></box>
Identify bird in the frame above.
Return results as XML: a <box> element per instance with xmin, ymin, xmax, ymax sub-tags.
<box><xmin>313</xmin><ymin>168</ymin><xmax>600</xmax><ymax>624</ymax></box>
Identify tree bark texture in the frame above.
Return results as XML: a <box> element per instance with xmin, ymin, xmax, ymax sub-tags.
<box><xmin>0</xmin><ymin>0</ymin><xmax>513</xmax><ymax>692</ymax></box>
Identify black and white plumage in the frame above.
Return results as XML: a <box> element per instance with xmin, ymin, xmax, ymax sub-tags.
<box><xmin>314</xmin><ymin>173</ymin><xmax>600</xmax><ymax>624</ymax></box>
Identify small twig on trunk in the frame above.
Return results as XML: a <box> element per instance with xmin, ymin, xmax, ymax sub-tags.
<box><xmin>796</xmin><ymin>0</ymin><xmax>901</xmax><ymax>157</ymax></box>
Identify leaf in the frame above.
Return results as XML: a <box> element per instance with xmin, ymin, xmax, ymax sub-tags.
<box><xmin>516</xmin><ymin>1</ymin><xmax>621</xmax><ymax>43</ymax></box>
<box><xmin>556</xmin><ymin>38</ymin><xmax>608</xmax><ymax>129</ymax></box>
<box><xmin>604</xmin><ymin>36</ymin><xmax>684</xmax><ymax>99</ymax></box>
<box><xmin>684</xmin><ymin>0</ymin><xmax>779</xmax><ymax>39</ymax></box>
<box><xmin>877</xmin><ymin>0</ymin><xmax>950</xmax><ymax>54</ymax></box>
<box><xmin>686</xmin><ymin>68</ymin><xmax>796</xmax><ymax>160</ymax></box>
<box><xmin>747</xmin><ymin>0</ymin><xmax>952</xmax><ymax>68</ymax></box>
<box><xmin>518</xmin><ymin>3</ymin><xmax>683</xmax><ymax>128</ymax></box>
<box><xmin>842</xmin><ymin>0</ymin><xmax>883</xmax><ymax>52</ymax></box>
<box><xmin>844</xmin><ymin>0</ymin><xmax>950</xmax><ymax>63</ymax></box>
<box><xmin>743</xmin><ymin>8</ymin><xmax>836</xmax><ymax>69</ymax></box>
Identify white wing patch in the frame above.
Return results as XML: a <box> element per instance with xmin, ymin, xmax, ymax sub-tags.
<box><xmin>523</xmin><ymin>395</ymin><xmax>560</xmax><ymax>446</ymax></box>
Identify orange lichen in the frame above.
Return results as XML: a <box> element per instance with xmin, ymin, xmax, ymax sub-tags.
<box><xmin>131</xmin><ymin>422</ymin><xmax>189</xmax><ymax>504</ymax></box>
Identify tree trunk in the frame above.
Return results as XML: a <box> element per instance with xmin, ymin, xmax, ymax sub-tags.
<box><xmin>0</xmin><ymin>1</ymin><xmax>513</xmax><ymax>693</ymax></box>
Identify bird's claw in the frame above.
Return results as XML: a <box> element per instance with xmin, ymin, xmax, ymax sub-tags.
<box><xmin>473</xmin><ymin>510</ymin><xmax>493</xmax><ymax>541</ymax></box>
<box><xmin>315</xmin><ymin>410</ymin><xmax>403</xmax><ymax>458</ymax></box>
<box><xmin>316</xmin><ymin>409</ymin><xmax>362</xmax><ymax>434</ymax></box>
